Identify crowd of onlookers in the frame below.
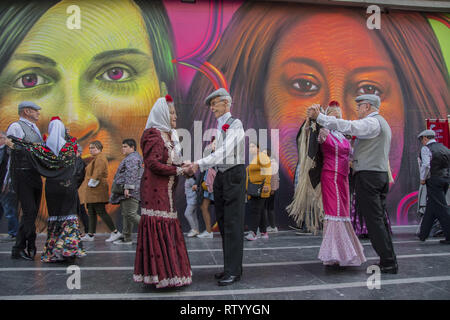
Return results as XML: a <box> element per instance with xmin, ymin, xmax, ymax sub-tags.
<box><xmin>0</xmin><ymin>131</ymin><xmax>281</xmax><ymax>244</ymax></box>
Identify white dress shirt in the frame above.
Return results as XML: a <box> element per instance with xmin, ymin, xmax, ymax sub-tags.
<box><xmin>316</xmin><ymin>111</ymin><xmax>381</xmax><ymax>139</ymax></box>
<box><xmin>419</xmin><ymin>139</ymin><xmax>436</xmax><ymax>181</ymax></box>
<box><xmin>6</xmin><ymin>117</ymin><xmax>42</xmax><ymax>140</ymax></box>
<box><xmin>197</xmin><ymin>112</ymin><xmax>245</xmax><ymax>172</ymax></box>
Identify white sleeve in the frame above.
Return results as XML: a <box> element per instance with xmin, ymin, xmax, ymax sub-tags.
<box><xmin>6</xmin><ymin>123</ymin><xmax>25</xmax><ymax>139</ymax></box>
<box><xmin>419</xmin><ymin>146</ymin><xmax>431</xmax><ymax>181</ymax></box>
<box><xmin>316</xmin><ymin>113</ymin><xmax>380</xmax><ymax>139</ymax></box>
<box><xmin>197</xmin><ymin>120</ymin><xmax>245</xmax><ymax>172</ymax></box>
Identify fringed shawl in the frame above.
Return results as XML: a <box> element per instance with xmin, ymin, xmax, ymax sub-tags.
<box><xmin>286</xmin><ymin>120</ymin><xmax>324</xmax><ymax>235</ymax></box>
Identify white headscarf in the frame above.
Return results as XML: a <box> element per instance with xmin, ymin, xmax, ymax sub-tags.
<box><xmin>145</xmin><ymin>97</ymin><xmax>181</xmax><ymax>157</ymax></box>
<box><xmin>46</xmin><ymin>118</ymin><xmax>66</xmax><ymax>156</ymax></box>
<box><xmin>145</xmin><ymin>97</ymin><xmax>171</xmax><ymax>132</ymax></box>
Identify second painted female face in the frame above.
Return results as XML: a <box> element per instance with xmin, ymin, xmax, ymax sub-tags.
<box><xmin>264</xmin><ymin>11</ymin><xmax>404</xmax><ymax>180</ymax></box>
<box><xmin>0</xmin><ymin>0</ymin><xmax>162</xmax><ymax>180</ymax></box>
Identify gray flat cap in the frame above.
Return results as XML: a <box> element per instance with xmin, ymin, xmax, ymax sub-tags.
<box><xmin>417</xmin><ymin>129</ymin><xmax>436</xmax><ymax>139</ymax></box>
<box><xmin>355</xmin><ymin>94</ymin><xmax>381</xmax><ymax>109</ymax></box>
<box><xmin>204</xmin><ymin>88</ymin><xmax>230</xmax><ymax>106</ymax></box>
<box><xmin>18</xmin><ymin>101</ymin><xmax>41</xmax><ymax>111</ymax></box>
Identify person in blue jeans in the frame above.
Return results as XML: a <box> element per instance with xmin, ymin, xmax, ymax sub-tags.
<box><xmin>0</xmin><ymin>131</ymin><xmax>19</xmax><ymax>241</ymax></box>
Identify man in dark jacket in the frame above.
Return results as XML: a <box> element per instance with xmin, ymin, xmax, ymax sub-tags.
<box><xmin>417</xmin><ymin>129</ymin><xmax>450</xmax><ymax>244</ymax></box>
<box><xmin>0</xmin><ymin>131</ymin><xmax>18</xmax><ymax>242</ymax></box>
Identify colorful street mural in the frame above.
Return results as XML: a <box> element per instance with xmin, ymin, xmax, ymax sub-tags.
<box><xmin>0</xmin><ymin>0</ymin><xmax>448</xmax><ymax>231</ymax></box>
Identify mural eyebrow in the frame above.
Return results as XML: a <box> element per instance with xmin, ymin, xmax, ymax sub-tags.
<box><xmin>92</xmin><ymin>49</ymin><xmax>150</xmax><ymax>61</ymax></box>
<box><xmin>12</xmin><ymin>54</ymin><xmax>57</xmax><ymax>67</ymax></box>
<box><xmin>281</xmin><ymin>57</ymin><xmax>325</xmax><ymax>76</ymax></box>
<box><xmin>347</xmin><ymin>65</ymin><xmax>391</xmax><ymax>77</ymax></box>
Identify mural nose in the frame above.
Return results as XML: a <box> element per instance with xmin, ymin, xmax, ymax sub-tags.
<box><xmin>65</xmin><ymin>112</ymin><xmax>100</xmax><ymax>145</ymax></box>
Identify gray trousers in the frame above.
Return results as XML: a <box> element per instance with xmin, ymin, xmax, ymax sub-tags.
<box><xmin>184</xmin><ymin>203</ymin><xmax>199</xmax><ymax>231</ymax></box>
<box><xmin>120</xmin><ymin>198</ymin><xmax>140</xmax><ymax>242</ymax></box>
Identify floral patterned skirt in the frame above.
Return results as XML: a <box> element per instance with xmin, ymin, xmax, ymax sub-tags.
<box><xmin>350</xmin><ymin>190</ymin><xmax>393</xmax><ymax>237</ymax></box>
<box><xmin>41</xmin><ymin>215</ymin><xmax>86</xmax><ymax>263</ymax></box>
<box><xmin>133</xmin><ymin>212</ymin><xmax>192</xmax><ymax>288</ymax></box>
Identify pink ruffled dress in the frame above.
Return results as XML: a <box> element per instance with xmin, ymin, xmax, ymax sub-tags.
<box><xmin>318</xmin><ymin>129</ymin><xmax>366</xmax><ymax>266</ymax></box>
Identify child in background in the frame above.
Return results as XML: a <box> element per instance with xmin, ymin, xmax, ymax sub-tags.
<box><xmin>184</xmin><ymin>176</ymin><xmax>199</xmax><ymax>237</ymax></box>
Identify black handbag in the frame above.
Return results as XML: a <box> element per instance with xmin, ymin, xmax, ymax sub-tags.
<box><xmin>247</xmin><ymin>180</ymin><xmax>265</xmax><ymax>198</ymax></box>
<box><xmin>111</xmin><ymin>182</ymin><xmax>124</xmax><ymax>194</ymax></box>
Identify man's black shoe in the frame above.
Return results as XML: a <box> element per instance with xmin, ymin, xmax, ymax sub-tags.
<box><xmin>440</xmin><ymin>240</ymin><xmax>450</xmax><ymax>244</ymax></box>
<box><xmin>214</xmin><ymin>272</ymin><xmax>225</xmax><ymax>280</ymax></box>
<box><xmin>27</xmin><ymin>248</ymin><xmax>37</xmax><ymax>260</ymax></box>
<box><xmin>378</xmin><ymin>263</ymin><xmax>398</xmax><ymax>274</ymax></box>
<box><xmin>218</xmin><ymin>275</ymin><xmax>241</xmax><ymax>286</ymax></box>
<box><xmin>11</xmin><ymin>249</ymin><xmax>32</xmax><ymax>261</ymax></box>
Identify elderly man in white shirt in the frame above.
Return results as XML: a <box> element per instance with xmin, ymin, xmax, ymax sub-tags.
<box><xmin>183</xmin><ymin>88</ymin><xmax>246</xmax><ymax>286</ymax></box>
<box><xmin>6</xmin><ymin>101</ymin><xmax>44</xmax><ymax>261</ymax></box>
<box><xmin>417</xmin><ymin>129</ymin><xmax>450</xmax><ymax>244</ymax></box>
<box><xmin>307</xmin><ymin>94</ymin><xmax>398</xmax><ymax>274</ymax></box>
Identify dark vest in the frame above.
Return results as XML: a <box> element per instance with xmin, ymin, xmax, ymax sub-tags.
<box><xmin>427</xmin><ymin>142</ymin><xmax>450</xmax><ymax>178</ymax></box>
<box><xmin>9</xmin><ymin>120</ymin><xmax>43</xmax><ymax>170</ymax></box>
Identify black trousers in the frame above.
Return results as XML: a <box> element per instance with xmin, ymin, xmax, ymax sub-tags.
<box><xmin>265</xmin><ymin>192</ymin><xmax>277</xmax><ymax>228</ymax></box>
<box><xmin>249</xmin><ymin>197</ymin><xmax>267</xmax><ymax>233</ymax></box>
<box><xmin>13</xmin><ymin>169</ymin><xmax>42</xmax><ymax>252</ymax></box>
<box><xmin>213</xmin><ymin>165</ymin><xmax>246</xmax><ymax>276</ymax></box>
<box><xmin>355</xmin><ymin>171</ymin><xmax>396</xmax><ymax>266</ymax></box>
<box><xmin>419</xmin><ymin>176</ymin><xmax>450</xmax><ymax>241</ymax></box>
<box><xmin>76</xmin><ymin>194</ymin><xmax>89</xmax><ymax>234</ymax></box>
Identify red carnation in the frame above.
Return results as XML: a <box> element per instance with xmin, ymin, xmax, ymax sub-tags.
<box><xmin>42</xmin><ymin>147</ymin><xmax>51</xmax><ymax>153</ymax></box>
<box><xmin>70</xmin><ymin>137</ymin><xmax>76</xmax><ymax>143</ymax></box>
<box><xmin>165</xmin><ymin>94</ymin><xmax>173</xmax><ymax>103</ymax></box>
<box><xmin>50</xmin><ymin>116</ymin><xmax>61</xmax><ymax>121</ymax></box>
<box><xmin>328</xmin><ymin>100</ymin><xmax>340</xmax><ymax>107</ymax></box>
<box><xmin>43</xmin><ymin>134</ymin><xmax>47</xmax><ymax>142</ymax></box>
<box><xmin>222</xmin><ymin>124</ymin><xmax>230</xmax><ymax>132</ymax></box>
<box><xmin>61</xmin><ymin>148</ymin><xmax>68</xmax><ymax>152</ymax></box>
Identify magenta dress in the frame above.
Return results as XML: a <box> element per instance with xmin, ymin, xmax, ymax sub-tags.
<box><xmin>318</xmin><ymin>130</ymin><xmax>366</xmax><ymax>266</ymax></box>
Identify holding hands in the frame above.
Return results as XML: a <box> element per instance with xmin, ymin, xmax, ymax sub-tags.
<box><xmin>181</xmin><ymin>162</ymin><xmax>199</xmax><ymax>177</ymax></box>
<box><xmin>306</xmin><ymin>104</ymin><xmax>321</xmax><ymax>120</ymax></box>
<box><xmin>5</xmin><ymin>137</ymin><xmax>14</xmax><ymax>149</ymax></box>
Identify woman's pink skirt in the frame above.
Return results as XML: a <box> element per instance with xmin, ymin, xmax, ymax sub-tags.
<box><xmin>318</xmin><ymin>217</ymin><xmax>367</xmax><ymax>266</ymax></box>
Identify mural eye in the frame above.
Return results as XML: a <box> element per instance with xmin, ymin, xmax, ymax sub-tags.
<box><xmin>99</xmin><ymin>67</ymin><xmax>130</xmax><ymax>81</ymax></box>
<box><xmin>290</xmin><ymin>78</ymin><xmax>320</xmax><ymax>95</ymax></box>
<box><xmin>357</xmin><ymin>84</ymin><xmax>382</xmax><ymax>96</ymax></box>
<box><xmin>14</xmin><ymin>73</ymin><xmax>48</xmax><ymax>88</ymax></box>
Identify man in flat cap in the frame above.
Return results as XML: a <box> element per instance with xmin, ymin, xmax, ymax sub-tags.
<box><xmin>307</xmin><ymin>94</ymin><xmax>398</xmax><ymax>273</ymax></box>
<box><xmin>183</xmin><ymin>88</ymin><xmax>246</xmax><ymax>285</ymax></box>
<box><xmin>6</xmin><ymin>101</ymin><xmax>43</xmax><ymax>260</ymax></box>
<box><xmin>417</xmin><ymin>129</ymin><xmax>450</xmax><ymax>244</ymax></box>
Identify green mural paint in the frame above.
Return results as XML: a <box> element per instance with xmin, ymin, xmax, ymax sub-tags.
<box><xmin>429</xmin><ymin>18</ymin><xmax>450</xmax><ymax>74</ymax></box>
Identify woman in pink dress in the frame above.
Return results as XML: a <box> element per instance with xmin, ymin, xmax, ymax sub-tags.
<box><xmin>317</xmin><ymin>102</ymin><xmax>366</xmax><ymax>266</ymax></box>
<box><xmin>133</xmin><ymin>95</ymin><xmax>192</xmax><ymax>288</ymax></box>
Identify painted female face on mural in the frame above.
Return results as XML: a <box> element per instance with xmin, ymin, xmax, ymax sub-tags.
<box><xmin>264</xmin><ymin>12</ymin><xmax>404</xmax><ymax>179</ymax></box>
<box><xmin>0</xmin><ymin>0</ymin><xmax>161</xmax><ymax>176</ymax></box>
